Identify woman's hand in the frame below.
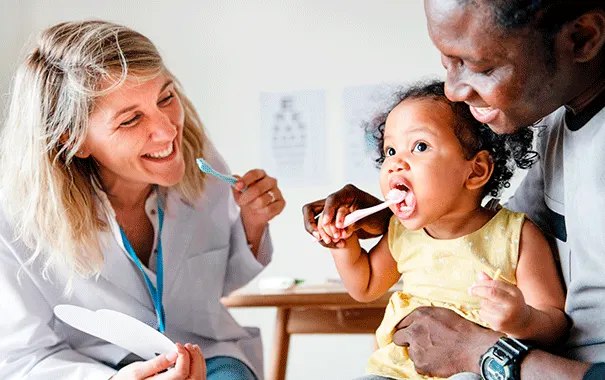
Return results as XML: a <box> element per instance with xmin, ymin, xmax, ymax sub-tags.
<box><xmin>302</xmin><ymin>184</ymin><xmax>391</xmax><ymax>248</ymax></box>
<box><xmin>470</xmin><ymin>271</ymin><xmax>531</xmax><ymax>336</ymax></box>
<box><xmin>112</xmin><ymin>343</ymin><xmax>206</xmax><ymax>380</ymax></box>
<box><xmin>233</xmin><ymin>169</ymin><xmax>285</xmax><ymax>253</ymax></box>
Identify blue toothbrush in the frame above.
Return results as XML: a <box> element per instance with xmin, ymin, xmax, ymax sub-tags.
<box><xmin>196</xmin><ymin>157</ymin><xmax>239</xmax><ymax>188</ymax></box>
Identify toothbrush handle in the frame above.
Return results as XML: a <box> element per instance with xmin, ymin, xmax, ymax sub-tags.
<box><xmin>342</xmin><ymin>201</ymin><xmax>391</xmax><ymax>228</ymax></box>
<box><xmin>196</xmin><ymin>158</ymin><xmax>239</xmax><ymax>187</ymax></box>
<box><xmin>215</xmin><ymin>172</ymin><xmax>238</xmax><ymax>187</ymax></box>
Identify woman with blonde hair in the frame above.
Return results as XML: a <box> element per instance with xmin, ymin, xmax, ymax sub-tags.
<box><xmin>0</xmin><ymin>20</ymin><xmax>284</xmax><ymax>380</ymax></box>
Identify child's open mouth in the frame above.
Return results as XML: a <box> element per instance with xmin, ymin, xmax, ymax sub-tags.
<box><xmin>390</xmin><ymin>182</ymin><xmax>416</xmax><ymax>219</ymax></box>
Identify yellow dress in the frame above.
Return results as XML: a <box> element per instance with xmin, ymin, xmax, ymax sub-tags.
<box><xmin>366</xmin><ymin>208</ymin><xmax>525</xmax><ymax>379</ymax></box>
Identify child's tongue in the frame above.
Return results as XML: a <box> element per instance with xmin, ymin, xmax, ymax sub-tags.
<box><xmin>395</xmin><ymin>190</ymin><xmax>416</xmax><ymax>215</ymax></box>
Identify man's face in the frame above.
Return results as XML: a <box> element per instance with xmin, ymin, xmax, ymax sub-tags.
<box><xmin>424</xmin><ymin>0</ymin><xmax>574</xmax><ymax>133</ymax></box>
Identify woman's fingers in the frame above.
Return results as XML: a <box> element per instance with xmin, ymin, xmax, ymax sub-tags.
<box><xmin>232</xmin><ymin>171</ymin><xmax>285</xmax><ymax>222</ymax></box>
<box><xmin>186</xmin><ymin>344</ymin><xmax>206</xmax><ymax>380</ymax></box>
<box><xmin>233</xmin><ymin>169</ymin><xmax>266</xmax><ymax>192</ymax></box>
<box><xmin>150</xmin><ymin>343</ymin><xmax>205</xmax><ymax>380</ymax></box>
<box><xmin>166</xmin><ymin>343</ymin><xmax>191</xmax><ymax>379</ymax></box>
<box><xmin>125</xmin><ymin>351</ymin><xmax>178</xmax><ymax>379</ymax></box>
<box><xmin>264</xmin><ymin>196</ymin><xmax>286</xmax><ymax>217</ymax></box>
<box><xmin>234</xmin><ymin>171</ymin><xmax>274</xmax><ymax>207</ymax></box>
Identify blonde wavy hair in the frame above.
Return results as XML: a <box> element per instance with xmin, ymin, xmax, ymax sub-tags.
<box><xmin>0</xmin><ymin>20</ymin><xmax>207</xmax><ymax>283</ymax></box>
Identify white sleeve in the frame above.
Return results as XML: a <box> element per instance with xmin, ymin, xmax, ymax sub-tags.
<box><xmin>0</xmin><ymin>238</ymin><xmax>117</xmax><ymax>380</ymax></box>
<box><xmin>203</xmin><ymin>140</ymin><xmax>274</xmax><ymax>296</ymax></box>
<box><xmin>223</xmin><ymin>200</ymin><xmax>273</xmax><ymax>296</ymax></box>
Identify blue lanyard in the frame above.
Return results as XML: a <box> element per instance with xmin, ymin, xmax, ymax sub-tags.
<box><xmin>119</xmin><ymin>191</ymin><xmax>166</xmax><ymax>333</ymax></box>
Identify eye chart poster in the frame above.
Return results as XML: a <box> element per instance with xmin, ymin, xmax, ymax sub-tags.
<box><xmin>260</xmin><ymin>90</ymin><xmax>326</xmax><ymax>186</ymax></box>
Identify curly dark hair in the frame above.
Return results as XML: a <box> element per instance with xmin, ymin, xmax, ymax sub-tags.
<box><xmin>365</xmin><ymin>80</ymin><xmax>538</xmax><ymax>198</ymax></box>
<box><xmin>458</xmin><ymin>1</ymin><xmax>605</xmax><ymax>69</ymax></box>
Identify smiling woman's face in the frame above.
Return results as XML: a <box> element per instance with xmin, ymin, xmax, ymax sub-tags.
<box><xmin>424</xmin><ymin>0</ymin><xmax>576</xmax><ymax>133</ymax></box>
<box><xmin>83</xmin><ymin>73</ymin><xmax>186</xmax><ymax>192</ymax></box>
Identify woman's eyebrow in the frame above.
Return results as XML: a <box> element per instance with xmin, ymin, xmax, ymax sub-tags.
<box><xmin>111</xmin><ymin>104</ymin><xmax>138</xmax><ymax>121</ymax></box>
<box><xmin>160</xmin><ymin>79</ymin><xmax>174</xmax><ymax>93</ymax></box>
<box><xmin>110</xmin><ymin>80</ymin><xmax>175</xmax><ymax>121</ymax></box>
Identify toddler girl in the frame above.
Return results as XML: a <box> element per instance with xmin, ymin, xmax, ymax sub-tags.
<box><xmin>317</xmin><ymin>80</ymin><xmax>568</xmax><ymax>380</ymax></box>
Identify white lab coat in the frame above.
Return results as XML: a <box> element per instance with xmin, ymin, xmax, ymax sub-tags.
<box><xmin>0</xmin><ymin>144</ymin><xmax>272</xmax><ymax>380</ymax></box>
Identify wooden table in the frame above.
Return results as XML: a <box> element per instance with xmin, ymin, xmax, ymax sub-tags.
<box><xmin>221</xmin><ymin>283</ymin><xmax>395</xmax><ymax>380</ymax></box>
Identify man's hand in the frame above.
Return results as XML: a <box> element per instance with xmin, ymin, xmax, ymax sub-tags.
<box><xmin>392</xmin><ymin>307</ymin><xmax>502</xmax><ymax>377</ymax></box>
<box><xmin>302</xmin><ymin>184</ymin><xmax>391</xmax><ymax>248</ymax></box>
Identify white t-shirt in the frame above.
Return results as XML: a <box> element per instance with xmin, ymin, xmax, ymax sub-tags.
<box><xmin>508</xmin><ymin>104</ymin><xmax>605</xmax><ymax>362</ymax></box>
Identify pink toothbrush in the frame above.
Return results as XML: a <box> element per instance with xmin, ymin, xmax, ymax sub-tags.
<box><xmin>342</xmin><ymin>188</ymin><xmax>406</xmax><ymax>228</ymax></box>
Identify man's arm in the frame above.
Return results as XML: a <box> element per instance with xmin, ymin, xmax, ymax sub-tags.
<box><xmin>520</xmin><ymin>350</ymin><xmax>590</xmax><ymax>379</ymax></box>
<box><xmin>391</xmin><ymin>307</ymin><xmax>593</xmax><ymax>379</ymax></box>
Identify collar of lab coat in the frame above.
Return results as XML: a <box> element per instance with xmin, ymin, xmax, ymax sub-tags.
<box><xmin>91</xmin><ymin>182</ymin><xmax>197</xmax><ymax>308</ymax></box>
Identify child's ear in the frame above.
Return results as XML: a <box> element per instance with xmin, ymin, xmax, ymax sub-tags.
<box><xmin>465</xmin><ymin>150</ymin><xmax>493</xmax><ymax>191</ymax></box>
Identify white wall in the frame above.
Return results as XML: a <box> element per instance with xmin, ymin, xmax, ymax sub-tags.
<box><xmin>0</xmin><ymin>0</ymin><xmax>27</xmax><ymax>120</ymax></box>
<box><xmin>1</xmin><ymin>1</ymin><xmax>525</xmax><ymax>379</ymax></box>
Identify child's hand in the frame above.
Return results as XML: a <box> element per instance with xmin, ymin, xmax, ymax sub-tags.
<box><xmin>469</xmin><ymin>272</ymin><xmax>531</xmax><ymax>335</ymax></box>
<box><xmin>313</xmin><ymin>213</ymin><xmax>354</xmax><ymax>247</ymax></box>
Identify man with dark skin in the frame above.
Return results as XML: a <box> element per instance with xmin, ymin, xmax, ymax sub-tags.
<box><xmin>303</xmin><ymin>1</ymin><xmax>605</xmax><ymax>379</ymax></box>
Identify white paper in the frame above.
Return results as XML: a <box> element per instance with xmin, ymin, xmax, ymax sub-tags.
<box><xmin>342</xmin><ymin>83</ymin><xmax>403</xmax><ymax>185</ymax></box>
<box><xmin>260</xmin><ymin>90</ymin><xmax>326</xmax><ymax>186</ymax></box>
<box><xmin>54</xmin><ymin>304</ymin><xmax>176</xmax><ymax>360</ymax></box>
<box><xmin>258</xmin><ymin>276</ymin><xmax>296</xmax><ymax>291</ymax></box>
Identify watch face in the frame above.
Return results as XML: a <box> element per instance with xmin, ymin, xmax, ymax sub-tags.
<box><xmin>482</xmin><ymin>357</ymin><xmax>507</xmax><ymax>380</ymax></box>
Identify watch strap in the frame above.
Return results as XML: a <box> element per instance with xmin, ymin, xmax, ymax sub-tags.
<box><xmin>495</xmin><ymin>337</ymin><xmax>531</xmax><ymax>366</ymax></box>
<box><xmin>480</xmin><ymin>337</ymin><xmax>532</xmax><ymax>380</ymax></box>
<box><xmin>583</xmin><ymin>363</ymin><xmax>605</xmax><ymax>380</ymax></box>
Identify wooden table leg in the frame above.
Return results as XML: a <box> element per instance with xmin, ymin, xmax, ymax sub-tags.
<box><xmin>269</xmin><ymin>307</ymin><xmax>291</xmax><ymax>380</ymax></box>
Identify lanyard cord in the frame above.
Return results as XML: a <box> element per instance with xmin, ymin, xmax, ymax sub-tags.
<box><xmin>119</xmin><ymin>188</ymin><xmax>166</xmax><ymax>333</ymax></box>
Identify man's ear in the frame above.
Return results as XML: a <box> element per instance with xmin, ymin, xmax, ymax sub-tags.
<box><xmin>567</xmin><ymin>9</ymin><xmax>605</xmax><ymax>63</ymax></box>
<box><xmin>465</xmin><ymin>150</ymin><xmax>493</xmax><ymax>191</ymax></box>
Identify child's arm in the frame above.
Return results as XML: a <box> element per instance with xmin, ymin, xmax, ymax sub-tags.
<box><xmin>470</xmin><ymin>219</ymin><xmax>568</xmax><ymax>345</ymax></box>
<box><xmin>329</xmin><ymin>232</ymin><xmax>401</xmax><ymax>303</ymax></box>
